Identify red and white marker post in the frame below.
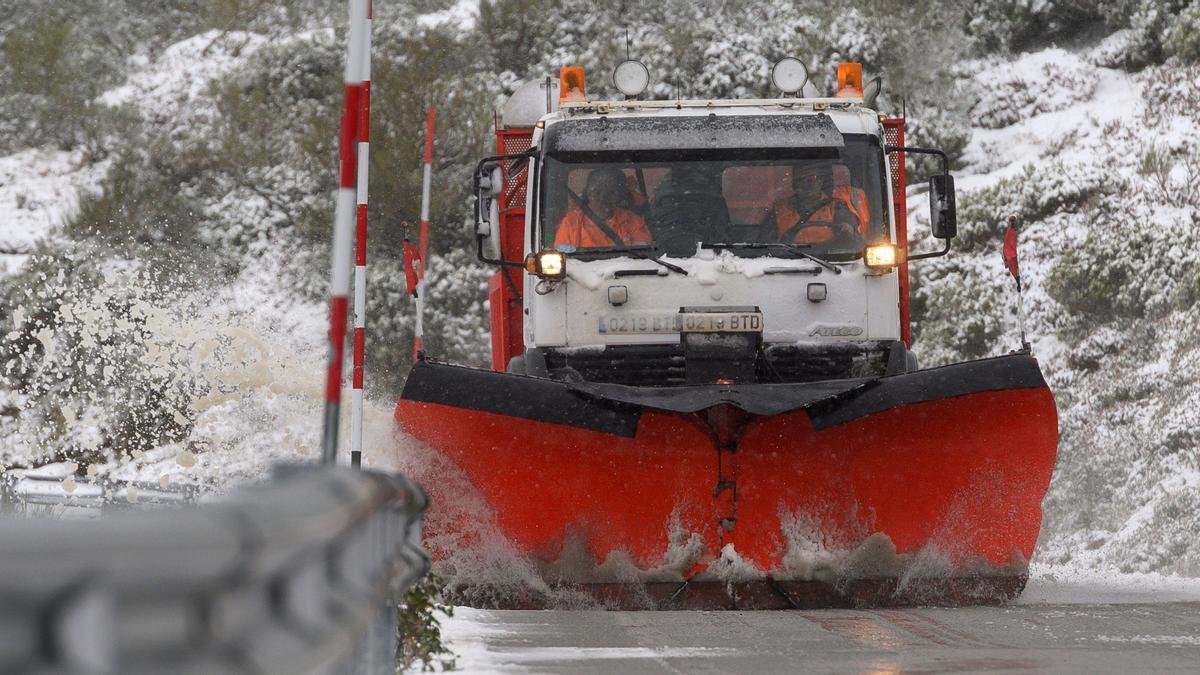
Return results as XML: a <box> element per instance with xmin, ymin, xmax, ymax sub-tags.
<box><xmin>413</xmin><ymin>106</ymin><xmax>435</xmax><ymax>359</ymax></box>
<box><xmin>1003</xmin><ymin>214</ymin><xmax>1030</xmax><ymax>353</ymax></box>
<box><xmin>321</xmin><ymin>0</ymin><xmax>368</xmax><ymax>465</ymax></box>
<box><xmin>349</xmin><ymin>1</ymin><xmax>373</xmax><ymax>468</ymax></box>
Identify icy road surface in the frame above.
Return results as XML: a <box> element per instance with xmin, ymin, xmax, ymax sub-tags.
<box><xmin>443</xmin><ymin>573</ymin><xmax>1200</xmax><ymax>673</ymax></box>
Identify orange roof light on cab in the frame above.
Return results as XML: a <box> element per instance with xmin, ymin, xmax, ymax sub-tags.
<box><xmin>836</xmin><ymin>62</ymin><xmax>864</xmax><ymax>98</ymax></box>
<box><xmin>560</xmin><ymin>66</ymin><xmax>586</xmax><ymax>102</ymax></box>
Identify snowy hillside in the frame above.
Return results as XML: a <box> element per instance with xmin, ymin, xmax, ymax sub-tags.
<box><xmin>908</xmin><ymin>50</ymin><xmax>1200</xmax><ymax>577</ymax></box>
<box><xmin>2</xmin><ymin>0</ymin><xmax>1200</xmax><ymax>586</ymax></box>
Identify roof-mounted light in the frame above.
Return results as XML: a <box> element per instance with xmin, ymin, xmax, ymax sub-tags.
<box><xmin>559</xmin><ymin>66</ymin><xmax>587</xmax><ymax>102</ymax></box>
<box><xmin>836</xmin><ymin>62</ymin><xmax>864</xmax><ymax>98</ymax></box>
<box><xmin>613</xmin><ymin>60</ymin><xmax>650</xmax><ymax>98</ymax></box>
<box><xmin>771</xmin><ymin>57</ymin><xmax>809</xmax><ymax>95</ymax></box>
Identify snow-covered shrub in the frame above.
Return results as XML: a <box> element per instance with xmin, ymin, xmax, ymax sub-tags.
<box><xmin>964</xmin><ymin>0</ymin><xmax>1106</xmax><ymax>54</ymax></box>
<box><xmin>1166</xmin><ymin>2</ymin><xmax>1200</xmax><ymax>63</ymax></box>
<box><xmin>201</xmin><ymin>33</ymin><xmax>342</xmax><ymax>250</ymax></box>
<box><xmin>1142</xmin><ymin>62</ymin><xmax>1200</xmax><ymax>119</ymax></box>
<box><xmin>421</xmin><ymin>246</ymin><xmax>494</xmax><ymax>368</ymax></box>
<box><xmin>904</xmin><ymin>103</ymin><xmax>973</xmax><ymax>175</ymax></box>
<box><xmin>0</xmin><ymin>16</ymin><xmax>130</xmax><ymax>155</ymax></box>
<box><xmin>969</xmin><ymin>50</ymin><xmax>1098</xmax><ymax>129</ymax></box>
<box><xmin>1066</xmin><ymin>325</ymin><xmax>1129</xmax><ymax>372</ymax></box>
<box><xmin>909</xmin><ymin>256</ymin><xmax>1008</xmax><ymax>366</ymax></box>
<box><xmin>1048</xmin><ymin>206</ymin><xmax>1200</xmax><ymax>336</ymax></box>
<box><xmin>1089</xmin><ymin>28</ymin><xmax>1143</xmax><ymax>70</ymax></box>
<box><xmin>953</xmin><ymin>162</ymin><xmax>1115</xmax><ymax>253</ymax></box>
<box><xmin>65</xmin><ymin>149</ymin><xmax>212</xmax><ymax>250</ymax></box>
<box><xmin>1137</xmin><ymin>143</ymin><xmax>1200</xmax><ymax>210</ymax></box>
<box><xmin>369</xmin><ymin>21</ymin><xmax>497</xmax><ymax>251</ymax></box>
<box><xmin>1040</xmin><ymin>303</ymin><xmax>1200</xmax><ymax>576</ymax></box>
<box><xmin>695</xmin><ymin>30</ymin><xmax>773</xmax><ymax>100</ymax></box>
<box><xmin>396</xmin><ymin>573</ymin><xmax>457</xmax><ymax>672</ymax></box>
<box><xmin>1088</xmin><ymin>0</ymin><xmax>1192</xmax><ymax>70</ymax></box>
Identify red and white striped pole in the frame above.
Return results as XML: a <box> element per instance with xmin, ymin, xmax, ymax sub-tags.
<box><xmin>349</xmin><ymin>1</ymin><xmax>372</xmax><ymax>469</ymax></box>
<box><xmin>321</xmin><ymin>0</ymin><xmax>367</xmax><ymax>465</ymax></box>
<box><xmin>413</xmin><ymin>106</ymin><xmax>435</xmax><ymax>359</ymax></box>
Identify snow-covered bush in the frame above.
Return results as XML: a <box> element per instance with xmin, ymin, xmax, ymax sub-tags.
<box><xmin>952</xmin><ymin>162</ymin><xmax>1115</xmax><ymax>254</ymax></box>
<box><xmin>1048</xmin><ymin>205</ymin><xmax>1200</xmax><ymax>337</ymax></box>
<box><xmin>65</xmin><ymin>149</ymin><xmax>212</xmax><ymax>250</ymax></box>
<box><xmin>1040</xmin><ymin>303</ymin><xmax>1200</xmax><ymax>576</ymax></box>
<box><xmin>963</xmin><ymin>0</ymin><xmax>1103</xmax><ymax>54</ymax></box>
<box><xmin>1166</xmin><ymin>2</ymin><xmax>1200</xmax><ymax>63</ymax></box>
<box><xmin>909</xmin><ymin>256</ymin><xmax>1008</xmax><ymax>365</ymax></box>
<box><xmin>970</xmin><ymin>50</ymin><xmax>1098</xmax><ymax>129</ymax></box>
<box><xmin>904</xmin><ymin>103</ymin><xmax>973</xmax><ymax>174</ymax></box>
<box><xmin>1142</xmin><ymin>62</ymin><xmax>1200</xmax><ymax>119</ymax></box>
<box><xmin>1087</xmin><ymin>0</ymin><xmax>1193</xmax><ymax>70</ymax></box>
<box><xmin>0</xmin><ymin>16</ymin><xmax>130</xmax><ymax>155</ymax></box>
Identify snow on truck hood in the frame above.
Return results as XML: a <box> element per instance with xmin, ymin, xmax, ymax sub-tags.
<box><xmin>563</xmin><ymin>249</ymin><xmax>847</xmax><ymax>290</ymax></box>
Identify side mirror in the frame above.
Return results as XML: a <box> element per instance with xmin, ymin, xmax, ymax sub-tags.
<box><xmin>474</xmin><ymin>161</ymin><xmax>503</xmax><ymax>261</ymax></box>
<box><xmin>928</xmin><ymin>173</ymin><xmax>956</xmax><ymax>240</ymax></box>
<box><xmin>887</xmin><ymin>143</ymin><xmax>954</xmax><ymax>261</ymax></box>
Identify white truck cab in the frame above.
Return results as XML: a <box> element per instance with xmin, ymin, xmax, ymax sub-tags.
<box><xmin>475</xmin><ymin>65</ymin><xmax>956</xmax><ymax>386</ymax></box>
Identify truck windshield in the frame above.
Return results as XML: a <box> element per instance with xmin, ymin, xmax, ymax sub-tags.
<box><xmin>539</xmin><ymin>135</ymin><xmax>889</xmax><ymax>259</ymax></box>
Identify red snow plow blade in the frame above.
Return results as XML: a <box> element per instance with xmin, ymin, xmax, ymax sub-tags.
<box><xmin>395</xmin><ymin>353</ymin><xmax>1058</xmax><ymax>609</ymax></box>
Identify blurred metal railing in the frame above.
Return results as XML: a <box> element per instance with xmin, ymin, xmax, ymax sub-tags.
<box><xmin>0</xmin><ymin>464</ymin><xmax>429</xmax><ymax>674</ymax></box>
<box><xmin>2</xmin><ymin>471</ymin><xmax>201</xmax><ymax>513</ymax></box>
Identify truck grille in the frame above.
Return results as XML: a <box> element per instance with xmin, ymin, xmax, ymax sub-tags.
<box><xmin>546</xmin><ymin>345</ymin><xmax>686</xmax><ymax>386</ymax></box>
<box><xmin>545</xmin><ymin>343</ymin><xmax>891</xmax><ymax>386</ymax></box>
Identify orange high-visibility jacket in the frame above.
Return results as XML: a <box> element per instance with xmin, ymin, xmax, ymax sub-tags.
<box><xmin>773</xmin><ymin>185</ymin><xmax>870</xmax><ymax>244</ymax></box>
<box><xmin>553</xmin><ymin>205</ymin><xmax>652</xmax><ymax>249</ymax></box>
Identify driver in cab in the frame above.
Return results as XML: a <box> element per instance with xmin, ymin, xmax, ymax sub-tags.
<box><xmin>768</xmin><ymin>162</ymin><xmax>870</xmax><ymax>244</ymax></box>
<box><xmin>554</xmin><ymin>168</ymin><xmax>652</xmax><ymax>250</ymax></box>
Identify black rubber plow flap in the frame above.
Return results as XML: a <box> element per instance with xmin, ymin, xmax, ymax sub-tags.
<box><xmin>399</xmin><ymin>353</ymin><xmax>1048</xmax><ymax>436</ymax></box>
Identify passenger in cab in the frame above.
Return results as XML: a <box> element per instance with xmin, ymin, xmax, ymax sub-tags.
<box><xmin>768</xmin><ymin>162</ymin><xmax>870</xmax><ymax>244</ymax></box>
<box><xmin>554</xmin><ymin>168</ymin><xmax>652</xmax><ymax>249</ymax></box>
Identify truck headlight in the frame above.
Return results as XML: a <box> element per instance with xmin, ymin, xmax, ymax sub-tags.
<box><xmin>864</xmin><ymin>243</ymin><xmax>897</xmax><ymax>271</ymax></box>
<box><xmin>526</xmin><ymin>250</ymin><xmax>566</xmax><ymax>280</ymax></box>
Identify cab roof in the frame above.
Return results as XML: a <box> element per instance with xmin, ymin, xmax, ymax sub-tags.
<box><xmin>542</xmin><ymin>98</ymin><xmax>881</xmax><ymax>138</ymax></box>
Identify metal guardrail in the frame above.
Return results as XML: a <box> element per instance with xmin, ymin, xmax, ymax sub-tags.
<box><xmin>0</xmin><ymin>464</ymin><xmax>429</xmax><ymax>674</ymax></box>
<box><xmin>2</xmin><ymin>472</ymin><xmax>201</xmax><ymax>513</ymax></box>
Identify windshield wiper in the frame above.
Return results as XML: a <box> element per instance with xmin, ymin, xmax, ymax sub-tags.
<box><xmin>564</xmin><ymin>188</ymin><xmax>687</xmax><ymax>276</ymax></box>
<box><xmin>708</xmin><ymin>242</ymin><xmax>842</xmax><ymax>274</ymax></box>
<box><xmin>574</xmin><ymin>244</ymin><xmax>688</xmax><ymax>276</ymax></box>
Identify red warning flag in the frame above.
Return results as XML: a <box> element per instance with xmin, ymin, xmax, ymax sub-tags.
<box><xmin>403</xmin><ymin>239</ymin><xmax>420</xmax><ymax>296</ymax></box>
<box><xmin>1003</xmin><ymin>224</ymin><xmax>1020</xmax><ymax>280</ymax></box>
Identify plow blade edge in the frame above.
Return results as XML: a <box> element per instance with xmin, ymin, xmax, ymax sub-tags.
<box><xmin>395</xmin><ymin>353</ymin><xmax>1058</xmax><ymax>608</ymax></box>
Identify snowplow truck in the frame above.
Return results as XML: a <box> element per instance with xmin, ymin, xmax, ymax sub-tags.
<box><xmin>396</xmin><ymin>62</ymin><xmax>1058</xmax><ymax>609</ymax></box>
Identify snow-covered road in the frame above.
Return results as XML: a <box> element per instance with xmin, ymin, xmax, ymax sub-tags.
<box><xmin>443</xmin><ymin>573</ymin><xmax>1200</xmax><ymax>673</ymax></box>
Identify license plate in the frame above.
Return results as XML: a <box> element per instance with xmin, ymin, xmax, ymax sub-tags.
<box><xmin>679</xmin><ymin>312</ymin><xmax>763</xmax><ymax>333</ymax></box>
<box><xmin>599</xmin><ymin>315</ymin><xmax>679</xmax><ymax>334</ymax></box>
